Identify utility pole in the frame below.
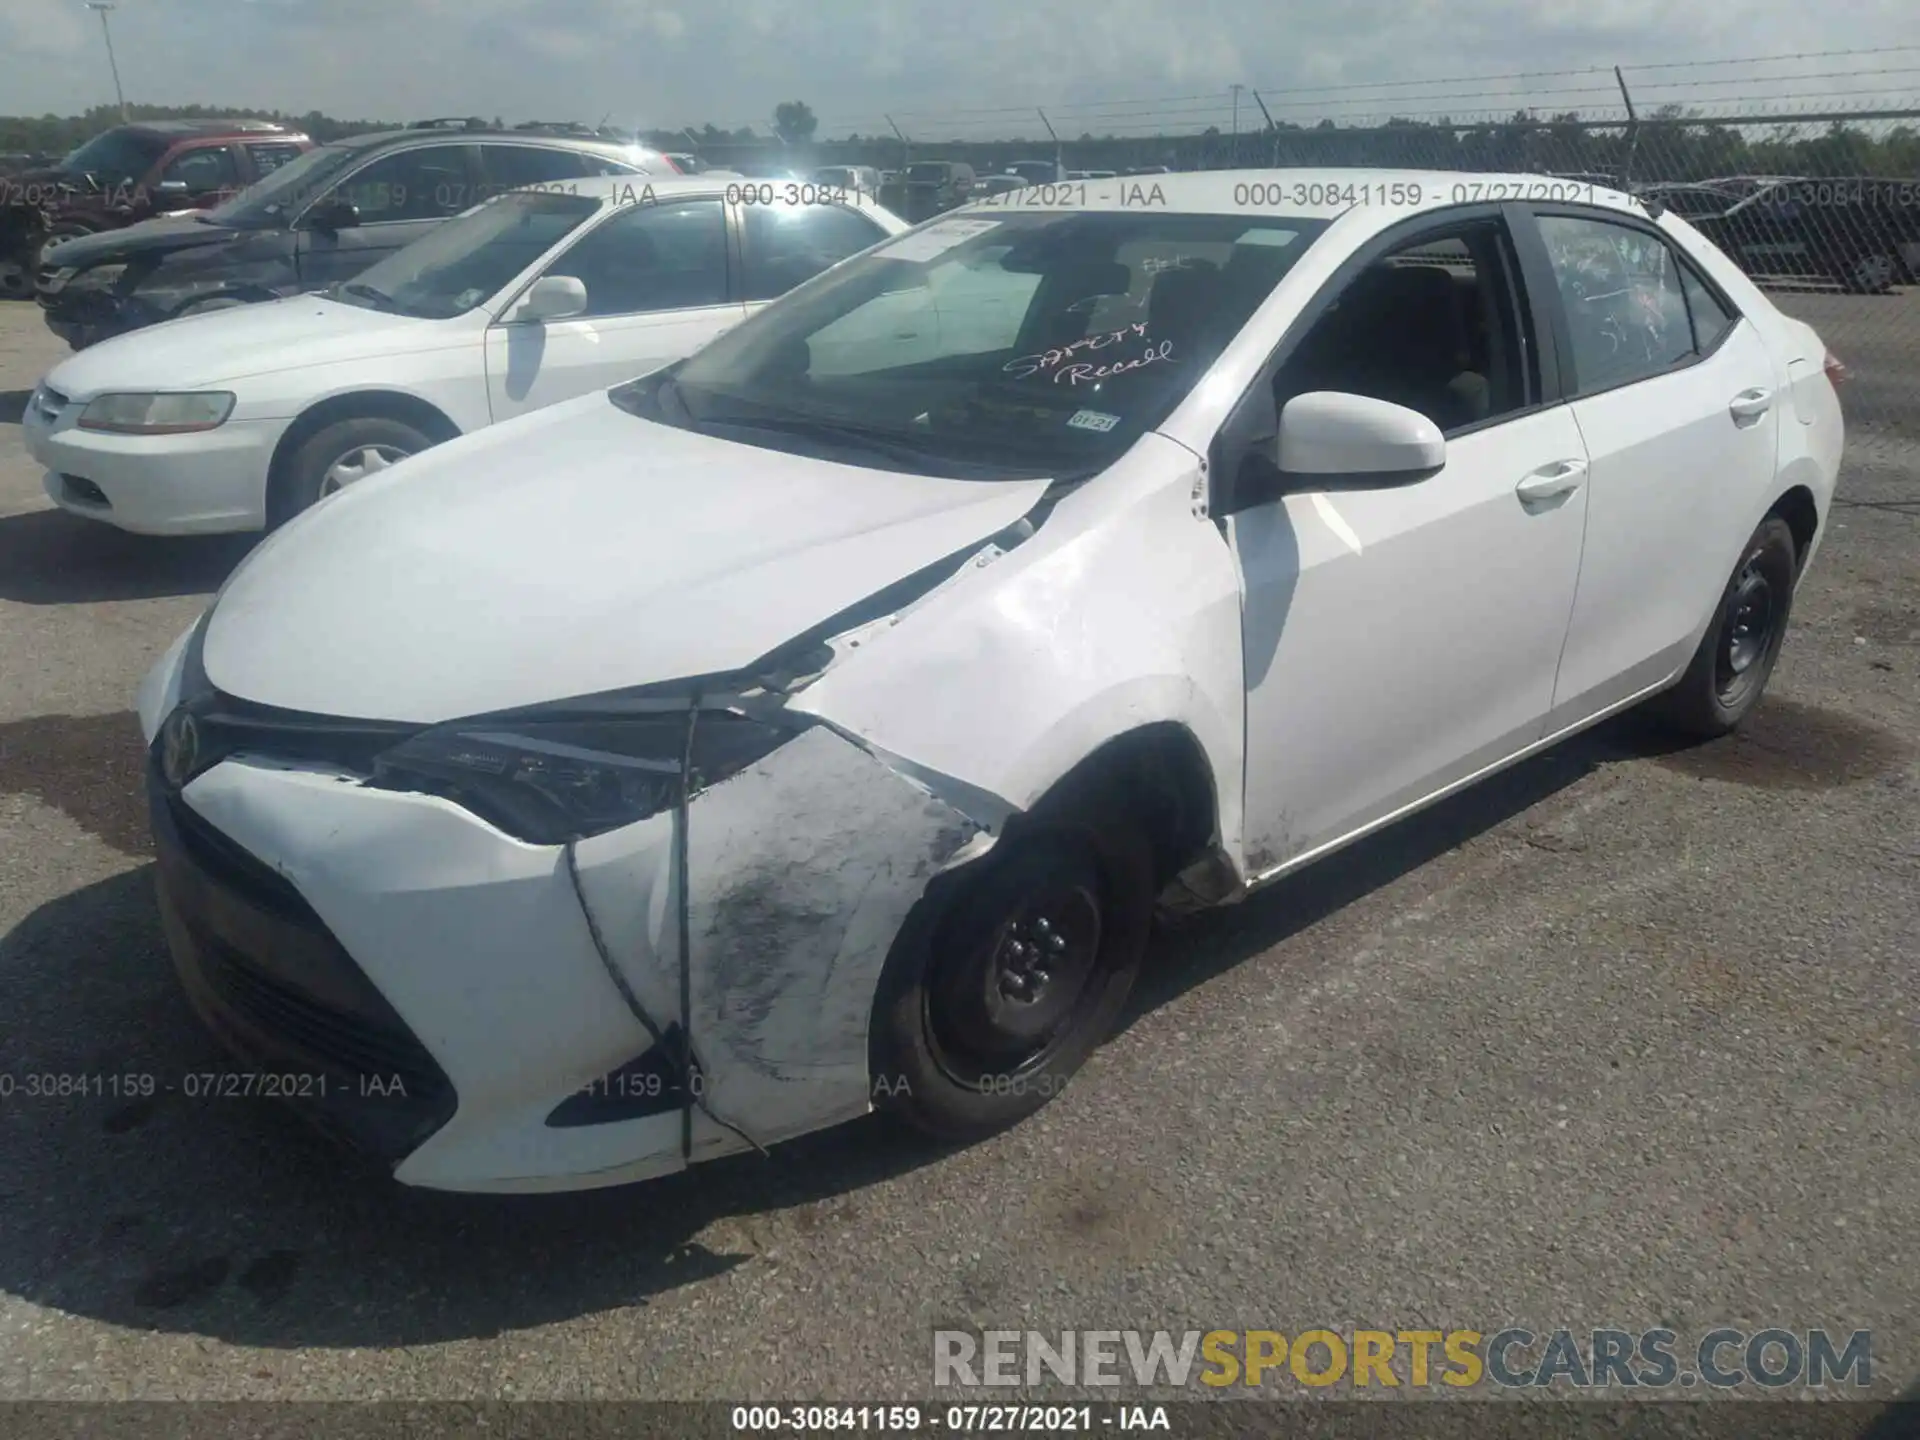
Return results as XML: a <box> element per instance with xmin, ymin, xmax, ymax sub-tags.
<box><xmin>1036</xmin><ymin>108</ymin><xmax>1063</xmax><ymax>177</ymax></box>
<box><xmin>86</xmin><ymin>2</ymin><xmax>129</xmax><ymax>121</ymax></box>
<box><xmin>1229</xmin><ymin>83</ymin><xmax>1244</xmax><ymax>164</ymax></box>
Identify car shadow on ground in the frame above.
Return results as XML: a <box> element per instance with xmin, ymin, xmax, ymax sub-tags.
<box><xmin>0</xmin><ymin>698</ymin><xmax>1899</xmax><ymax>1350</ymax></box>
<box><xmin>0</xmin><ymin>388</ymin><xmax>30</xmax><ymax>424</ymax></box>
<box><xmin>0</xmin><ymin>506</ymin><xmax>256</xmax><ymax>605</ymax></box>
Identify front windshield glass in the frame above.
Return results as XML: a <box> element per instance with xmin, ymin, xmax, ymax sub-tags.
<box><xmin>59</xmin><ymin>129</ymin><xmax>169</xmax><ymax>184</ymax></box>
<box><xmin>615</xmin><ymin>209</ymin><xmax>1330</xmax><ymax>479</ymax></box>
<box><xmin>905</xmin><ymin>164</ymin><xmax>953</xmax><ymax>183</ymax></box>
<box><xmin>204</xmin><ymin>142</ymin><xmax>365</xmax><ymax>227</ymax></box>
<box><xmin>329</xmin><ymin>190</ymin><xmax>601</xmax><ymax>319</ymax></box>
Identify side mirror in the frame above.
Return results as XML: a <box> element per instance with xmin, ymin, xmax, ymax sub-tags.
<box><xmin>1218</xmin><ymin>391</ymin><xmax>1446</xmax><ymax>516</ymax></box>
<box><xmin>304</xmin><ymin>196</ymin><xmax>362</xmax><ymax>232</ymax></box>
<box><xmin>1275</xmin><ymin>391</ymin><xmax>1445</xmax><ymax>490</ymax></box>
<box><xmin>510</xmin><ymin>274</ymin><xmax>588</xmax><ymax>323</ymax></box>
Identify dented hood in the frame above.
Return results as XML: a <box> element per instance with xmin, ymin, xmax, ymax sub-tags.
<box><xmin>204</xmin><ymin>393</ymin><xmax>1052</xmax><ymax>723</ymax></box>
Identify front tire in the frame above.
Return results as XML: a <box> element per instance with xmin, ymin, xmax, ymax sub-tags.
<box><xmin>269</xmin><ymin>415</ymin><xmax>434</xmax><ymax>529</ymax></box>
<box><xmin>1838</xmin><ymin>251</ymin><xmax>1895</xmax><ymax>295</ymax></box>
<box><xmin>870</xmin><ymin>789</ymin><xmax>1154</xmax><ymax>1141</ymax></box>
<box><xmin>1645</xmin><ymin>516</ymin><xmax>1798</xmax><ymax>738</ymax></box>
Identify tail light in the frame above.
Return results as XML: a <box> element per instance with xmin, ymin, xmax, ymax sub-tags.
<box><xmin>658</xmin><ymin>153</ymin><xmax>683</xmax><ymax>176</ymax></box>
<box><xmin>1824</xmin><ymin>350</ymin><xmax>1849</xmax><ymax>385</ymax></box>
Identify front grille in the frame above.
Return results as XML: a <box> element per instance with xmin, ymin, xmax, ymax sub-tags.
<box><xmin>194</xmin><ymin>927</ymin><xmax>445</xmax><ymax>1097</ymax></box>
<box><xmin>149</xmin><ymin>764</ymin><xmax>457</xmax><ymax>1160</ymax></box>
<box><xmin>161</xmin><ymin>780</ymin><xmax>315</xmax><ymax>925</ymax></box>
<box><xmin>59</xmin><ymin>474</ymin><xmax>109</xmax><ymax>508</ymax></box>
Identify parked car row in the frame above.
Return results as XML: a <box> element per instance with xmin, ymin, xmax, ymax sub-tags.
<box><xmin>22</xmin><ymin>165</ymin><xmax>1843</xmax><ymax>1197</ymax></box>
<box><xmin>30</xmin><ymin>122</ymin><xmax>683</xmax><ymax>348</ymax></box>
<box><xmin>0</xmin><ymin>118</ymin><xmax>315</xmax><ymax>300</ymax></box>
<box><xmin>1634</xmin><ymin>174</ymin><xmax>1920</xmax><ymax>293</ymax></box>
<box><xmin>27</xmin><ymin>177</ymin><xmax>907</xmax><ymax>531</ymax></box>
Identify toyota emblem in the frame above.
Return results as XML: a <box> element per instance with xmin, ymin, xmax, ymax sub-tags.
<box><xmin>159</xmin><ymin>708</ymin><xmax>201</xmax><ymax>790</ymax></box>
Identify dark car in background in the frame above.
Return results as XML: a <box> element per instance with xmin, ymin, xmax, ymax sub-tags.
<box><xmin>1641</xmin><ymin>175</ymin><xmax>1919</xmax><ymax>293</ymax></box>
<box><xmin>1</xmin><ymin>119</ymin><xmax>311</xmax><ymax>301</ymax></box>
<box><xmin>33</xmin><ymin>119</ymin><xmax>677</xmax><ymax>348</ymax></box>
<box><xmin>883</xmin><ymin>160</ymin><xmax>975</xmax><ymax>222</ymax></box>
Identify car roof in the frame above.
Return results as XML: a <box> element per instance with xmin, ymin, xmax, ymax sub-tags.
<box><xmin>952</xmin><ymin>167</ymin><xmax>1646</xmax><ymax>221</ymax></box>
<box><xmin>326</xmin><ymin>128</ymin><xmax>670</xmax><ymax>163</ymax></box>
<box><xmin>125</xmin><ymin>118</ymin><xmax>300</xmax><ymax>138</ymax></box>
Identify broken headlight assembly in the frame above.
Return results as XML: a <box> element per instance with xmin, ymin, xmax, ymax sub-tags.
<box><xmin>367</xmin><ymin>707</ymin><xmax>798</xmax><ymax>845</ymax></box>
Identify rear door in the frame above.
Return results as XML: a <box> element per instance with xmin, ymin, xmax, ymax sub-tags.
<box><xmin>484</xmin><ymin>193</ymin><xmax>740</xmax><ymax>421</ymax></box>
<box><xmin>150</xmin><ymin>142</ymin><xmax>244</xmax><ymax>216</ymax></box>
<box><xmin>294</xmin><ymin>142</ymin><xmax>480</xmax><ymax>290</ymax></box>
<box><xmin>1524</xmin><ymin>206</ymin><xmax>1783</xmax><ymax>728</ymax></box>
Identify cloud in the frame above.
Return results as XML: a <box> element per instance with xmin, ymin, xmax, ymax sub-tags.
<box><xmin>0</xmin><ymin>0</ymin><xmax>1914</xmax><ymax>134</ymax></box>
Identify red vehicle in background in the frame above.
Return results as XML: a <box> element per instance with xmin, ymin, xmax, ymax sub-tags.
<box><xmin>0</xmin><ymin>118</ymin><xmax>312</xmax><ymax>299</ymax></box>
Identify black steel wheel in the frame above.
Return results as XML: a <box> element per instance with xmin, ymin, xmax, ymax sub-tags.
<box><xmin>870</xmin><ymin>788</ymin><xmax>1154</xmax><ymax>1141</ymax></box>
<box><xmin>1646</xmin><ymin>515</ymin><xmax>1798</xmax><ymax>738</ymax></box>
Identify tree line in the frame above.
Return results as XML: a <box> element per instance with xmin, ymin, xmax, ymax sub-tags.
<box><xmin>4</xmin><ymin>100</ymin><xmax>1916</xmax><ymax>185</ymax></box>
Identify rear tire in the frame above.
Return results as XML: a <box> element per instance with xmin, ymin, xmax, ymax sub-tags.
<box><xmin>869</xmin><ymin>785</ymin><xmax>1154</xmax><ymax>1141</ymax></box>
<box><xmin>1644</xmin><ymin>516</ymin><xmax>1798</xmax><ymax>738</ymax></box>
<box><xmin>269</xmin><ymin>415</ymin><xmax>435</xmax><ymax>529</ymax></box>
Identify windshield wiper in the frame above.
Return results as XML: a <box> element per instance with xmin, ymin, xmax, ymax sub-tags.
<box><xmin>337</xmin><ymin>281</ymin><xmax>401</xmax><ymax>313</ymax></box>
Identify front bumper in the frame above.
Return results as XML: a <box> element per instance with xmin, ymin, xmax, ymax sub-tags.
<box><xmin>24</xmin><ymin>398</ymin><xmax>283</xmax><ymax>535</ymax></box>
<box><xmin>148</xmin><ymin>759</ymin><xmax>458</xmax><ymax>1162</ymax></box>
<box><xmin>144</xmin><ymin>709</ymin><xmax>981</xmax><ymax>1193</ymax></box>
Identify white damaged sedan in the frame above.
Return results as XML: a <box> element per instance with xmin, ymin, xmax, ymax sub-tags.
<box><xmin>137</xmin><ymin>170</ymin><xmax>1843</xmax><ymax>1192</ymax></box>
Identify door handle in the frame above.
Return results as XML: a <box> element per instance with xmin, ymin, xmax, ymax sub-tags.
<box><xmin>1515</xmin><ymin>459</ymin><xmax>1588</xmax><ymax>503</ymax></box>
<box><xmin>1729</xmin><ymin>387</ymin><xmax>1774</xmax><ymax>422</ymax></box>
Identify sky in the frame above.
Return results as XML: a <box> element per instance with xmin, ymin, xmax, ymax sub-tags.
<box><xmin>3</xmin><ymin>0</ymin><xmax>1918</xmax><ymax>139</ymax></box>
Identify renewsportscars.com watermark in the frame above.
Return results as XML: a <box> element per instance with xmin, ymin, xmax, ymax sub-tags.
<box><xmin>933</xmin><ymin>1327</ymin><xmax>1873</xmax><ymax>1391</ymax></box>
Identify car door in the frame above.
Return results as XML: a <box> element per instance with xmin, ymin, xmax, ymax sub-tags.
<box><xmin>294</xmin><ymin>142</ymin><xmax>479</xmax><ymax>291</ymax></box>
<box><xmin>1525</xmin><ymin>208</ymin><xmax>1783</xmax><ymax>728</ymax></box>
<box><xmin>1230</xmin><ymin>209</ymin><xmax>1592</xmax><ymax>876</ymax></box>
<box><xmin>484</xmin><ymin>194</ymin><xmax>740</xmax><ymax>421</ymax></box>
<box><xmin>150</xmin><ymin>143</ymin><xmax>243</xmax><ymax>216</ymax></box>
<box><xmin>737</xmin><ymin>199</ymin><xmax>892</xmax><ymax>319</ymax></box>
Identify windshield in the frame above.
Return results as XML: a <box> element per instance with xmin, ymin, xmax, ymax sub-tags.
<box><xmin>204</xmin><ymin>142</ymin><xmax>366</xmax><ymax>227</ymax></box>
<box><xmin>329</xmin><ymin>190</ymin><xmax>601</xmax><ymax>319</ymax></box>
<box><xmin>613</xmin><ymin>209</ymin><xmax>1329</xmax><ymax>479</ymax></box>
<box><xmin>905</xmin><ymin>164</ymin><xmax>953</xmax><ymax>183</ymax></box>
<box><xmin>59</xmin><ymin>129</ymin><xmax>169</xmax><ymax>184</ymax></box>
<box><xmin>1007</xmin><ymin>162</ymin><xmax>1058</xmax><ymax>183</ymax></box>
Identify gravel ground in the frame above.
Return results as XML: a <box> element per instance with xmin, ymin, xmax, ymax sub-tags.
<box><xmin>0</xmin><ymin>288</ymin><xmax>1914</xmax><ymax>1407</ymax></box>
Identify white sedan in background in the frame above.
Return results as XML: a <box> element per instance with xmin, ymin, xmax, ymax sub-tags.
<box><xmin>137</xmin><ymin>170</ymin><xmax>1842</xmax><ymax>1193</ymax></box>
<box><xmin>22</xmin><ymin>177</ymin><xmax>907</xmax><ymax>533</ymax></box>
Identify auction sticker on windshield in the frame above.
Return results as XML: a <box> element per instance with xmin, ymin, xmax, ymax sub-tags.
<box><xmin>874</xmin><ymin>218</ymin><xmax>1003</xmax><ymax>263</ymax></box>
<box><xmin>1067</xmin><ymin>409</ymin><xmax>1121</xmax><ymax>432</ymax></box>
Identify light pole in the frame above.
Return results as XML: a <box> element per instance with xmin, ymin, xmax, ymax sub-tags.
<box><xmin>86</xmin><ymin>3</ymin><xmax>129</xmax><ymax>121</ymax></box>
<box><xmin>1229</xmin><ymin>83</ymin><xmax>1243</xmax><ymax>165</ymax></box>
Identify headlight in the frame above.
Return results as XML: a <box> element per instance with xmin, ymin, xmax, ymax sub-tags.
<box><xmin>67</xmin><ymin>264</ymin><xmax>126</xmax><ymax>290</ymax></box>
<box><xmin>368</xmin><ymin>708</ymin><xmax>796</xmax><ymax>845</ymax></box>
<box><xmin>78</xmin><ymin>391</ymin><xmax>236</xmax><ymax>435</ymax></box>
